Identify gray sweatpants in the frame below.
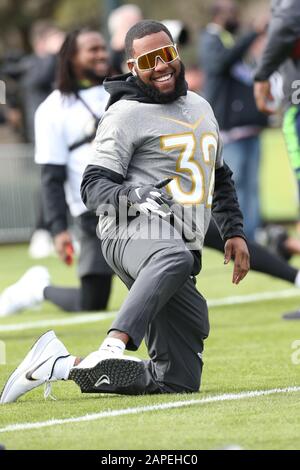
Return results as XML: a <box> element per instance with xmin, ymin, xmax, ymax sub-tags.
<box><xmin>101</xmin><ymin>215</ymin><xmax>210</xmax><ymax>394</ymax></box>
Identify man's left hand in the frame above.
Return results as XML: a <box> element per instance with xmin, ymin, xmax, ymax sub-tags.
<box><xmin>224</xmin><ymin>237</ymin><xmax>250</xmax><ymax>284</ymax></box>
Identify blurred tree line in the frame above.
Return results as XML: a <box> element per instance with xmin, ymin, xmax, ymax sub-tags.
<box><xmin>0</xmin><ymin>0</ymin><xmax>268</xmax><ymax>54</ymax></box>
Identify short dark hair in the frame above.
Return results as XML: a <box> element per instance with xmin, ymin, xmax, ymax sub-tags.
<box><xmin>209</xmin><ymin>0</ymin><xmax>236</xmax><ymax>20</ymax></box>
<box><xmin>125</xmin><ymin>20</ymin><xmax>174</xmax><ymax>59</ymax></box>
<box><xmin>56</xmin><ymin>28</ymin><xmax>98</xmax><ymax>95</ymax></box>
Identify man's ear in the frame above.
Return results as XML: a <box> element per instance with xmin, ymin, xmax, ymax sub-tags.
<box><xmin>127</xmin><ymin>61</ymin><xmax>137</xmax><ymax>76</ymax></box>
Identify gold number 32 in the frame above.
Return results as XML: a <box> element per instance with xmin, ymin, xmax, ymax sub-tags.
<box><xmin>161</xmin><ymin>132</ymin><xmax>218</xmax><ymax>206</ymax></box>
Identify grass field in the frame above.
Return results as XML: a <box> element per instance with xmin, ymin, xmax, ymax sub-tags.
<box><xmin>1</xmin><ymin>128</ymin><xmax>300</xmax><ymax>450</ymax></box>
<box><xmin>260</xmin><ymin>129</ymin><xmax>298</xmax><ymax>221</ymax></box>
<box><xmin>1</xmin><ymin>241</ymin><xmax>300</xmax><ymax>450</ymax></box>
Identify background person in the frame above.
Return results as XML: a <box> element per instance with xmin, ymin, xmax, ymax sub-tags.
<box><xmin>199</xmin><ymin>0</ymin><xmax>268</xmax><ymax>241</ymax></box>
<box><xmin>0</xmin><ymin>29</ymin><xmax>113</xmax><ymax>317</ymax></box>
<box><xmin>107</xmin><ymin>3</ymin><xmax>143</xmax><ymax>75</ymax></box>
<box><xmin>1</xmin><ymin>21</ymin><xmax>66</xmax><ymax>259</ymax></box>
<box><xmin>254</xmin><ymin>0</ymin><xmax>300</xmax><ymax>319</ymax></box>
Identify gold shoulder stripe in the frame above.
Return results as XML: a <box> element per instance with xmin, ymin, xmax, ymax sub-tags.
<box><xmin>159</xmin><ymin>115</ymin><xmax>204</xmax><ymax>131</ymax></box>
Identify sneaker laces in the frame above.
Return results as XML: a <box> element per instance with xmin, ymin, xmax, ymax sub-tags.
<box><xmin>44</xmin><ymin>381</ymin><xmax>56</xmax><ymax>401</ymax></box>
<box><xmin>99</xmin><ymin>346</ymin><xmax>123</xmax><ymax>356</ymax></box>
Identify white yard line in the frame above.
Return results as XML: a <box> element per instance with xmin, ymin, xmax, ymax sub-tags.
<box><xmin>207</xmin><ymin>288</ymin><xmax>300</xmax><ymax>307</ymax></box>
<box><xmin>1</xmin><ymin>288</ymin><xmax>299</xmax><ymax>332</ymax></box>
<box><xmin>1</xmin><ymin>386</ymin><xmax>300</xmax><ymax>434</ymax></box>
<box><xmin>0</xmin><ymin>312</ymin><xmax>117</xmax><ymax>332</ymax></box>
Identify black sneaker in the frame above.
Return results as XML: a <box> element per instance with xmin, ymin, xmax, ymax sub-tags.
<box><xmin>264</xmin><ymin>225</ymin><xmax>291</xmax><ymax>261</ymax></box>
<box><xmin>282</xmin><ymin>310</ymin><xmax>300</xmax><ymax>320</ymax></box>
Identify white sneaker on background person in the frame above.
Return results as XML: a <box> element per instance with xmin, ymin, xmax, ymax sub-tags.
<box><xmin>0</xmin><ymin>266</ymin><xmax>50</xmax><ymax>317</ymax></box>
<box><xmin>28</xmin><ymin>229</ymin><xmax>54</xmax><ymax>259</ymax></box>
<box><xmin>0</xmin><ymin>330</ymin><xmax>73</xmax><ymax>404</ymax></box>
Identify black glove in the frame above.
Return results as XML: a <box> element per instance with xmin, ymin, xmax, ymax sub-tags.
<box><xmin>128</xmin><ymin>178</ymin><xmax>173</xmax><ymax>218</ymax></box>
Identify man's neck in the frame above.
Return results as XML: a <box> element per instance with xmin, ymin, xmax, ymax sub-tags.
<box><xmin>77</xmin><ymin>78</ymin><xmax>98</xmax><ymax>90</ymax></box>
<box><xmin>208</xmin><ymin>22</ymin><xmax>225</xmax><ymax>31</ymax></box>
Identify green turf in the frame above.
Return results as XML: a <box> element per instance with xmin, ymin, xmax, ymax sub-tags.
<box><xmin>260</xmin><ymin>128</ymin><xmax>299</xmax><ymax>221</ymax></box>
<box><xmin>1</xmin><ymin>243</ymin><xmax>300</xmax><ymax>450</ymax></box>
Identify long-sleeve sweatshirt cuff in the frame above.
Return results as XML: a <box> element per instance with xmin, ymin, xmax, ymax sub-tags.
<box><xmin>50</xmin><ymin>219</ymin><xmax>68</xmax><ymax>237</ymax></box>
<box><xmin>224</xmin><ymin>230</ymin><xmax>247</xmax><ymax>243</ymax></box>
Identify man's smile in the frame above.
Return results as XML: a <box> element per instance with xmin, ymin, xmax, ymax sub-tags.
<box><xmin>152</xmin><ymin>72</ymin><xmax>174</xmax><ymax>83</ymax></box>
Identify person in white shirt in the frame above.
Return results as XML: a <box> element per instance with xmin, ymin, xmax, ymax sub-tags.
<box><xmin>0</xmin><ymin>29</ymin><xmax>113</xmax><ymax>316</ymax></box>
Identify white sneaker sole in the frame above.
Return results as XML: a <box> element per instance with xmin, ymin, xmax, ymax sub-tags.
<box><xmin>69</xmin><ymin>358</ymin><xmax>145</xmax><ymax>393</ymax></box>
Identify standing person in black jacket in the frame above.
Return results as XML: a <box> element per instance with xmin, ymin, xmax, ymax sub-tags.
<box><xmin>0</xmin><ymin>29</ymin><xmax>113</xmax><ymax>317</ymax></box>
<box><xmin>254</xmin><ymin>0</ymin><xmax>300</xmax><ymax>320</ymax></box>
<box><xmin>2</xmin><ymin>21</ymin><xmax>65</xmax><ymax>143</ymax></box>
<box><xmin>108</xmin><ymin>4</ymin><xmax>143</xmax><ymax>75</ymax></box>
<box><xmin>199</xmin><ymin>0</ymin><xmax>268</xmax><ymax>242</ymax></box>
<box><xmin>23</xmin><ymin>22</ymin><xmax>65</xmax><ymax>143</ymax></box>
<box><xmin>2</xmin><ymin>22</ymin><xmax>66</xmax><ymax>258</ymax></box>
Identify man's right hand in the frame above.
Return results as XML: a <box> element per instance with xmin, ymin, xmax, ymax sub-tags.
<box><xmin>54</xmin><ymin>231</ymin><xmax>74</xmax><ymax>265</ymax></box>
<box><xmin>254</xmin><ymin>80</ymin><xmax>276</xmax><ymax>114</ymax></box>
<box><xmin>127</xmin><ymin>178</ymin><xmax>173</xmax><ymax>218</ymax></box>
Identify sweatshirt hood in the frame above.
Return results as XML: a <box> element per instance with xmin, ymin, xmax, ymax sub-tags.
<box><xmin>104</xmin><ymin>73</ymin><xmax>153</xmax><ymax>110</ymax></box>
<box><xmin>103</xmin><ymin>71</ymin><xmax>188</xmax><ymax>110</ymax></box>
